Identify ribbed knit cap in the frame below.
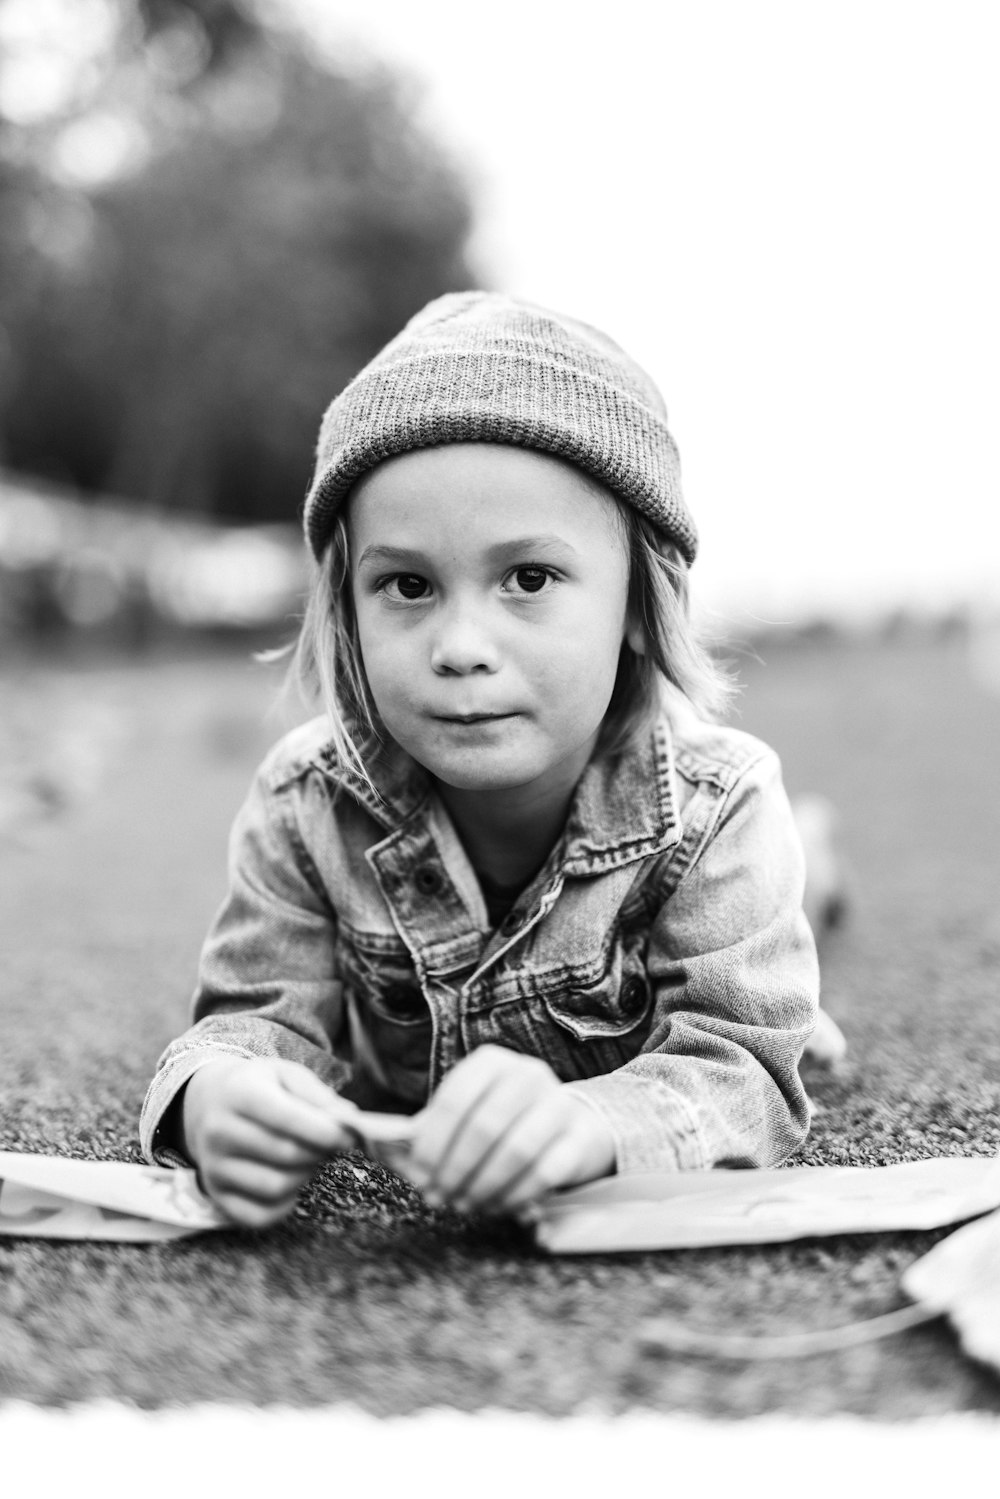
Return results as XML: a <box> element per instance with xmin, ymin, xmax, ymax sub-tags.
<box><xmin>303</xmin><ymin>291</ymin><xmax>697</xmax><ymax>565</ymax></box>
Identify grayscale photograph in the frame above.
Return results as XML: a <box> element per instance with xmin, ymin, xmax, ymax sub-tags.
<box><xmin>1</xmin><ymin>1</ymin><xmax>998</xmax><ymax>1490</ymax></box>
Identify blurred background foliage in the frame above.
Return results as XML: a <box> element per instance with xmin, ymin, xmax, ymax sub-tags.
<box><xmin>0</xmin><ymin>0</ymin><xmax>477</xmax><ymax>518</ymax></box>
<box><xmin>0</xmin><ymin>0</ymin><xmax>478</xmax><ymax>639</ymax></box>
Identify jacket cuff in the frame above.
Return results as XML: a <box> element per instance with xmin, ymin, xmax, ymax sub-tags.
<box><xmin>565</xmin><ymin>1073</ymin><xmax>708</xmax><ymax>1174</ymax></box>
<box><xmin>139</xmin><ymin>1044</ymin><xmax>259</xmax><ymax>1167</ymax></box>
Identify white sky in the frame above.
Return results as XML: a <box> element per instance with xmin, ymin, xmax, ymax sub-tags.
<box><xmin>276</xmin><ymin>0</ymin><xmax>999</xmax><ymax>626</ymax></box>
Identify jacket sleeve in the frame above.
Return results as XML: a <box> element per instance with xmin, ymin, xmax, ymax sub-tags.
<box><xmin>565</xmin><ymin>747</ymin><xmax>819</xmax><ymax>1173</ymax></box>
<box><xmin>139</xmin><ymin>760</ymin><xmax>349</xmax><ymax>1165</ymax></box>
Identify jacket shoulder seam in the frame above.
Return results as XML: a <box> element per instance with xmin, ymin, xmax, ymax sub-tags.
<box><xmin>670</xmin><ymin>726</ymin><xmax>775</xmax><ymax>795</ymax></box>
<box><xmin>258</xmin><ymin>719</ymin><xmax>341</xmax><ymax>795</ymax></box>
<box><xmin>651</xmin><ymin>737</ymin><xmax>779</xmax><ymax>895</ymax></box>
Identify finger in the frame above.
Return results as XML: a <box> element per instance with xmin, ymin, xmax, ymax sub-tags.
<box><xmin>431</xmin><ymin>1067</ymin><xmax>559</xmax><ymax>1201</ymax></box>
<box><xmin>212</xmin><ymin>1189</ymin><xmax>299</xmax><ymax>1230</ymax></box>
<box><xmin>209</xmin><ymin>1116</ymin><xmax>330</xmax><ymax>1171</ymax></box>
<box><xmin>452</xmin><ymin>1099</ymin><xmax>564</xmax><ymax>1210</ymax></box>
<box><xmin>273</xmin><ymin>1059</ymin><xmax>349</xmax><ymax>1113</ymax></box>
<box><xmin>230</xmin><ymin>1069</ymin><xmax>354</xmax><ymax>1155</ymax></box>
<box><xmin>273</xmin><ymin>1064</ymin><xmax>379</xmax><ymax>1155</ymax></box>
<box><xmin>408</xmin><ymin>1048</ymin><xmax>509</xmax><ymax>1180</ymax></box>
<box><xmin>211</xmin><ymin>1156</ymin><xmax>313</xmax><ymax>1207</ymax></box>
<box><xmin>411</xmin><ymin>1048</ymin><xmax>552</xmax><ymax>1189</ymax></box>
<box><xmin>491</xmin><ymin>1133</ymin><xmax>585</xmax><ymax>1215</ymax></box>
<box><xmin>198</xmin><ymin>1101</ymin><xmax>349</xmax><ymax>1168</ymax></box>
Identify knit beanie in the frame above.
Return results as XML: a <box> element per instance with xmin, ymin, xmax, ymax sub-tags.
<box><xmin>303</xmin><ymin>291</ymin><xmax>697</xmax><ymax>565</ymax></box>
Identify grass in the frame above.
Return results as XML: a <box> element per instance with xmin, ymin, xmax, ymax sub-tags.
<box><xmin>1</xmin><ymin>630</ymin><xmax>999</xmax><ymax>1415</ymax></box>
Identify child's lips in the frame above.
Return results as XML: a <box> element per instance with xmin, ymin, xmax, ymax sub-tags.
<box><xmin>434</xmin><ymin>711</ymin><xmax>518</xmax><ymax>725</ymax></box>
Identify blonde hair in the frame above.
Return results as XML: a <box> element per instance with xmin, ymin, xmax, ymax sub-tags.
<box><xmin>608</xmin><ymin>505</ymin><xmax>738</xmax><ymax>752</ymax></box>
<box><xmin>288</xmin><ymin>488</ymin><xmax>736</xmax><ymax>781</ymax></box>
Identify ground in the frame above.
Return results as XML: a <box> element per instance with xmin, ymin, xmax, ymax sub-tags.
<box><xmin>1</xmin><ymin>629</ymin><xmax>999</xmax><ymax>1414</ymax></box>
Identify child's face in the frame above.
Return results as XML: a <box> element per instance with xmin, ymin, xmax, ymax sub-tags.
<box><xmin>348</xmin><ymin>443</ymin><xmax>640</xmax><ymax>804</ymax></box>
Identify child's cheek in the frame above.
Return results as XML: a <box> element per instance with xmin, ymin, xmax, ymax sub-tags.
<box><xmin>356</xmin><ymin>630</ymin><xmax>411</xmax><ymax>708</ymax></box>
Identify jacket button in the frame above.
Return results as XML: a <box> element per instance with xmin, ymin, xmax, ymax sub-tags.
<box><xmin>382</xmin><ymin>986</ymin><xmax>426</xmax><ymax>1020</ymax></box>
<box><xmin>414</xmin><ymin>865</ymin><xmax>444</xmax><ymax>896</ymax></box>
<box><xmin>620</xmin><ymin>976</ymin><xmax>647</xmax><ymax>1016</ymax></box>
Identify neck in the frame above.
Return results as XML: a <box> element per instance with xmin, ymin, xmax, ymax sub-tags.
<box><xmin>434</xmin><ymin>778</ymin><xmax>576</xmax><ymax>888</ymax></box>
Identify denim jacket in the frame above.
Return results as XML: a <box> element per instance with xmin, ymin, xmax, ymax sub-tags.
<box><xmin>140</xmin><ymin>696</ymin><xmax>819</xmax><ymax>1175</ymax></box>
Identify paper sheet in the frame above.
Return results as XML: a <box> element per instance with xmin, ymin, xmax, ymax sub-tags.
<box><xmin>5</xmin><ymin>1146</ymin><xmax>999</xmax><ymax>1253</ymax></box>
<box><xmin>532</xmin><ymin>1156</ymin><xmax>1000</xmax><ymax>1253</ymax></box>
<box><xmin>0</xmin><ymin>1099</ymin><xmax>416</xmax><ymax>1243</ymax></box>
<box><xmin>902</xmin><ymin>1205</ymin><xmax>1000</xmax><ymax>1371</ymax></box>
<box><xmin>0</xmin><ymin>1152</ymin><xmax>227</xmax><ymax>1241</ymax></box>
<box><xmin>329</xmin><ymin>1100</ymin><xmax>416</xmax><ymax>1153</ymax></box>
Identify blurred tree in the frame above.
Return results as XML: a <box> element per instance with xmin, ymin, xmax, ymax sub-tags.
<box><xmin>139</xmin><ymin>0</ymin><xmax>260</xmax><ymax>67</ymax></box>
<box><xmin>0</xmin><ymin>0</ymin><xmax>478</xmax><ymax>522</ymax></box>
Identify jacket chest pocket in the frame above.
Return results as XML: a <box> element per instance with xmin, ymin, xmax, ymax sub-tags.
<box><xmin>537</xmin><ymin>928</ymin><xmax>654</xmax><ymax>1046</ymax></box>
<box><xmin>337</xmin><ymin>933</ymin><xmax>425</xmax><ymax>1019</ymax></box>
<box><xmin>335</xmin><ymin>932</ymin><xmax>432</xmax><ymax>1099</ymax></box>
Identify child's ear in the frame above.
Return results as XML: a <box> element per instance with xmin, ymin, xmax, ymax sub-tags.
<box><xmin>625</xmin><ymin>616</ymin><xmax>646</xmax><ymax>656</ymax></box>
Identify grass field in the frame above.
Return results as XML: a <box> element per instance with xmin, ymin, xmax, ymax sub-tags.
<box><xmin>1</xmin><ymin>630</ymin><xmax>999</xmax><ymax>1415</ymax></box>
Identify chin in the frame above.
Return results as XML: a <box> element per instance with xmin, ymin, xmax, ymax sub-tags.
<box><xmin>430</xmin><ymin>763</ymin><xmax>533</xmax><ymax>793</ymax></box>
<box><xmin>418</xmin><ymin>748</ymin><xmax>541</xmax><ymax>793</ymax></box>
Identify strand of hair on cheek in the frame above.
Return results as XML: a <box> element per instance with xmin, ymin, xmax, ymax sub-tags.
<box><xmin>636</xmin><ymin>1300</ymin><xmax>941</xmax><ymax>1360</ymax></box>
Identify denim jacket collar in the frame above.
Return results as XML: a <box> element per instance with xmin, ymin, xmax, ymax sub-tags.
<box><xmin>312</xmin><ymin>729</ymin><xmax>430</xmax><ymax>831</ymax></box>
<box><xmin>309</xmin><ymin>713</ymin><xmax>683</xmax><ymax>876</ymax></box>
<box><xmin>561</xmin><ymin>715</ymin><xmax>682</xmax><ymax>874</ymax></box>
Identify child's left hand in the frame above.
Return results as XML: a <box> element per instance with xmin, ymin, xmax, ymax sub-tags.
<box><xmin>398</xmin><ymin>1044</ymin><xmax>616</xmax><ymax>1216</ymax></box>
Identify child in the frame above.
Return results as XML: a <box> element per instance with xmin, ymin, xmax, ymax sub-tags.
<box><xmin>140</xmin><ymin>292</ymin><xmax>820</xmax><ymax>1227</ymax></box>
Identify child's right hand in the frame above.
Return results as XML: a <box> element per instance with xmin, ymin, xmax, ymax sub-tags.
<box><xmin>180</xmin><ymin>1057</ymin><xmax>357</xmax><ymax>1227</ymax></box>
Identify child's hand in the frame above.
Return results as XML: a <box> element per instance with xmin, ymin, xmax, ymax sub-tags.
<box><xmin>180</xmin><ymin>1057</ymin><xmax>357</xmax><ymax>1227</ymax></box>
<box><xmin>402</xmin><ymin>1045</ymin><xmax>616</xmax><ymax>1216</ymax></box>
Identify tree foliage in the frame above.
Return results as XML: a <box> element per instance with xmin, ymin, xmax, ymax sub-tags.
<box><xmin>0</xmin><ymin>0</ymin><xmax>478</xmax><ymax>522</ymax></box>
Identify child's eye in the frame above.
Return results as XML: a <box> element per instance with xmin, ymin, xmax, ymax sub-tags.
<box><xmin>382</xmin><ymin>574</ymin><xmax>429</xmax><ymax>601</ymax></box>
<box><xmin>505</xmin><ymin>566</ymin><xmax>552</xmax><ymax>595</ymax></box>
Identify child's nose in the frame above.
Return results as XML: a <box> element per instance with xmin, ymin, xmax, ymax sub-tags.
<box><xmin>429</xmin><ymin>602</ymin><xmax>500</xmax><ymax>675</ymax></box>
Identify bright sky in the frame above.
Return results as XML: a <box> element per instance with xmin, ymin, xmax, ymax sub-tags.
<box><xmin>277</xmin><ymin>0</ymin><xmax>999</xmax><ymax>626</ymax></box>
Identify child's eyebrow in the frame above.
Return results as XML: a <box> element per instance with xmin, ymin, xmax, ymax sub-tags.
<box><xmin>355</xmin><ymin>544</ymin><xmax>427</xmax><ymax>570</ymax></box>
<box><xmin>483</xmin><ymin>535</ymin><xmax>579</xmax><ymax>563</ymax></box>
<box><xmin>356</xmin><ymin>536</ymin><xmax>579</xmax><ymax>570</ymax></box>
